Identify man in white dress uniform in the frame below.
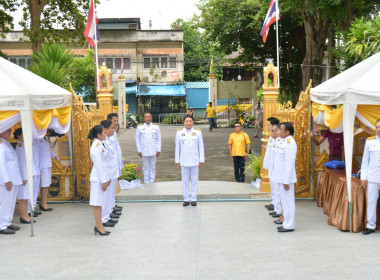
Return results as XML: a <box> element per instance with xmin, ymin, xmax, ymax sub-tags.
<box><xmin>272</xmin><ymin>122</ymin><xmax>297</xmax><ymax>232</ymax></box>
<box><xmin>136</xmin><ymin>112</ymin><xmax>161</xmax><ymax>184</ymax></box>
<box><xmin>175</xmin><ymin>115</ymin><xmax>205</xmax><ymax>206</ymax></box>
<box><xmin>361</xmin><ymin>119</ymin><xmax>380</xmax><ymax>235</ymax></box>
<box><xmin>0</xmin><ymin>128</ymin><xmax>22</xmax><ymax>234</ymax></box>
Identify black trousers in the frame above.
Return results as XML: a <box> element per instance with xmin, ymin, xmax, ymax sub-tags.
<box><xmin>233</xmin><ymin>156</ymin><xmax>245</xmax><ymax>183</ymax></box>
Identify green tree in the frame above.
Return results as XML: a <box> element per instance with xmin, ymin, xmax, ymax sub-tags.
<box><xmin>171</xmin><ymin>17</ymin><xmax>224</xmax><ymax>81</ymax></box>
<box><xmin>2</xmin><ymin>0</ymin><xmax>96</xmax><ymax>52</ymax></box>
<box><xmin>198</xmin><ymin>0</ymin><xmax>305</xmax><ymax>102</ymax></box>
<box><xmin>70</xmin><ymin>50</ymin><xmax>96</xmax><ymax>101</ymax></box>
<box><xmin>30</xmin><ymin>43</ymin><xmax>75</xmax><ymax>86</ymax></box>
<box><xmin>0</xmin><ymin>0</ymin><xmax>18</xmax><ymax>38</ymax></box>
<box><xmin>345</xmin><ymin>16</ymin><xmax>380</xmax><ymax>62</ymax></box>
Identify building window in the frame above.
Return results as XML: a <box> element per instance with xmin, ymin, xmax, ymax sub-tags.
<box><xmin>161</xmin><ymin>57</ymin><xmax>167</xmax><ymax>68</ymax></box>
<box><xmin>123</xmin><ymin>58</ymin><xmax>130</xmax><ymax>69</ymax></box>
<box><xmin>169</xmin><ymin>57</ymin><xmax>177</xmax><ymax>69</ymax></box>
<box><xmin>152</xmin><ymin>57</ymin><xmax>159</xmax><ymax>68</ymax></box>
<box><xmin>144</xmin><ymin>58</ymin><xmax>150</xmax><ymax>69</ymax></box>
<box><xmin>10</xmin><ymin>58</ymin><xmax>17</xmax><ymax>64</ymax></box>
<box><xmin>115</xmin><ymin>58</ymin><xmax>121</xmax><ymax>69</ymax></box>
<box><xmin>129</xmin><ymin>24</ymin><xmax>137</xmax><ymax>29</ymax></box>
<box><xmin>98</xmin><ymin>57</ymin><xmax>104</xmax><ymax>66</ymax></box>
<box><xmin>106</xmin><ymin>58</ymin><xmax>113</xmax><ymax>69</ymax></box>
<box><xmin>18</xmin><ymin>58</ymin><xmax>26</xmax><ymax>68</ymax></box>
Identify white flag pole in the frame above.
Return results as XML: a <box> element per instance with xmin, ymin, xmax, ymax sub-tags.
<box><xmin>275</xmin><ymin>0</ymin><xmax>280</xmax><ymax>88</ymax></box>
<box><xmin>93</xmin><ymin>2</ymin><xmax>100</xmax><ymax>90</ymax></box>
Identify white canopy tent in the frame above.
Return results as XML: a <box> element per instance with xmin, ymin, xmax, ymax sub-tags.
<box><xmin>310</xmin><ymin>52</ymin><xmax>380</xmax><ymax>231</ymax></box>
<box><xmin>0</xmin><ymin>57</ymin><xmax>72</xmax><ymax>235</ymax></box>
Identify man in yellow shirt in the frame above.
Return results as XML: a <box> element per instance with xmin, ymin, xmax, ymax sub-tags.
<box><xmin>205</xmin><ymin>102</ymin><xmax>216</xmax><ymax>132</ymax></box>
<box><xmin>228</xmin><ymin>122</ymin><xmax>251</xmax><ymax>183</ymax></box>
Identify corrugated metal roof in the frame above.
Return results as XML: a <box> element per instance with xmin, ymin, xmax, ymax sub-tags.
<box><xmin>186</xmin><ymin>81</ymin><xmax>209</xmax><ymax>89</ymax></box>
<box><xmin>137</xmin><ymin>85</ymin><xmax>186</xmax><ymax>96</ymax></box>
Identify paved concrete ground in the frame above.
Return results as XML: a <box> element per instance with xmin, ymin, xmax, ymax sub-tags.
<box><xmin>2</xmin><ymin>201</ymin><xmax>380</xmax><ymax>279</ymax></box>
<box><xmin>117</xmin><ymin>125</ymin><xmax>262</xmax><ymax>183</ymax></box>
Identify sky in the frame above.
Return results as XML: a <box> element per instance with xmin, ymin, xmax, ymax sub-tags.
<box><xmin>12</xmin><ymin>0</ymin><xmax>201</xmax><ymax>30</ymax></box>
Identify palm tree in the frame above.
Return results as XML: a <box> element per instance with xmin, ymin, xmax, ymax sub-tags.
<box><xmin>30</xmin><ymin>43</ymin><xmax>75</xmax><ymax>88</ymax></box>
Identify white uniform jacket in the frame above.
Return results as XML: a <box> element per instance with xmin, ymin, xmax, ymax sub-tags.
<box><xmin>136</xmin><ymin>123</ymin><xmax>161</xmax><ymax>157</ymax></box>
<box><xmin>32</xmin><ymin>139</ymin><xmax>40</xmax><ymax>176</ymax></box>
<box><xmin>361</xmin><ymin>135</ymin><xmax>380</xmax><ymax>183</ymax></box>
<box><xmin>39</xmin><ymin>137</ymin><xmax>56</xmax><ymax>169</ymax></box>
<box><xmin>175</xmin><ymin>127</ymin><xmax>205</xmax><ymax>167</ymax></box>
<box><xmin>272</xmin><ymin>135</ymin><xmax>297</xmax><ymax>185</ymax></box>
<box><xmin>90</xmin><ymin>139</ymin><xmax>110</xmax><ymax>184</ymax></box>
<box><xmin>109</xmin><ymin>131</ymin><xmax>123</xmax><ymax>172</ymax></box>
<box><xmin>103</xmin><ymin>137</ymin><xmax>121</xmax><ymax>179</ymax></box>
<box><xmin>263</xmin><ymin>136</ymin><xmax>274</xmax><ymax>170</ymax></box>
<box><xmin>268</xmin><ymin>137</ymin><xmax>282</xmax><ymax>179</ymax></box>
<box><xmin>15</xmin><ymin>141</ymin><xmax>27</xmax><ymax>181</ymax></box>
<box><xmin>0</xmin><ymin>138</ymin><xmax>22</xmax><ymax>185</ymax></box>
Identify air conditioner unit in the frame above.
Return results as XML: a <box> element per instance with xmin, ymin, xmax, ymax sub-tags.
<box><xmin>142</xmin><ymin>76</ymin><xmax>150</xmax><ymax>83</ymax></box>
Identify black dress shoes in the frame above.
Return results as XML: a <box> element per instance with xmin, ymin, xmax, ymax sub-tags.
<box><xmin>265</xmin><ymin>204</ymin><xmax>272</xmax><ymax>208</ymax></box>
<box><xmin>267</xmin><ymin>206</ymin><xmax>274</xmax><ymax>211</ymax></box>
<box><xmin>34</xmin><ymin>211</ymin><xmax>42</xmax><ymax>215</ymax></box>
<box><xmin>102</xmin><ymin>221</ymin><xmax>115</xmax><ymax>227</ymax></box>
<box><xmin>112</xmin><ymin>210</ymin><xmax>122</xmax><ymax>216</ymax></box>
<box><xmin>39</xmin><ymin>204</ymin><xmax>53</xmax><ymax>211</ymax></box>
<box><xmin>110</xmin><ymin>213</ymin><xmax>119</xmax><ymax>219</ymax></box>
<box><xmin>272</xmin><ymin>214</ymin><xmax>281</xmax><ymax>218</ymax></box>
<box><xmin>114</xmin><ymin>205</ymin><xmax>123</xmax><ymax>211</ymax></box>
<box><xmin>278</xmin><ymin>227</ymin><xmax>294</xmax><ymax>232</ymax></box>
<box><xmin>7</xmin><ymin>225</ymin><xmax>20</xmax><ymax>231</ymax></box>
<box><xmin>28</xmin><ymin>213</ymin><xmax>38</xmax><ymax>217</ymax></box>
<box><xmin>0</xmin><ymin>228</ymin><xmax>15</xmax><ymax>234</ymax></box>
<box><xmin>20</xmin><ymin>217</ymin><xmax>36</xmax><ymax>224</ymax></box>
<box><xmin>191</xmin><ymin>201</ymin><xmax>197</xmax><ymax>206</ymax></box>
<box><xmin>183</xmin><ymin>201</ymin><xmax>190</xmax><ymax>206</ymax></box>
<box><xmin>363</xmin><ymin>228</ymin><xmax>375</xmax><ymax>235</ymax></box>
<box><xmin>269</xmin><ymin>212</ymin><xmax>276</xmax><ymax>216</ymax></box>
<box><xmin>108</xmin><ymin>219</ymin><xmax>118</xmax><ymax>224</ymax></box>
<box><xmin>274</xmin><ymin>219</ymin><xmax>283</xmax><ymax>224</ymax></box>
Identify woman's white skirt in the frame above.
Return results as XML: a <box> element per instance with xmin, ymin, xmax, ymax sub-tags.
<box><xmin>17</xmin><ymin>183</ymin><xmax>30</xmax><ymax>200</ymax></box>
<box><xmin>40</xmin><ymin>168</ymin><xmax>52</xmax><ymax>188</ymax></box>
<box><xmin>90</xmin><ymin>181</ymin><xmax>107</xmax><ymax>206</ymax></box>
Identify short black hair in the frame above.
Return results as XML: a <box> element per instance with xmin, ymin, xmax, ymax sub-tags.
<box><xmin>269</xmin><ymin>118</ymin><xmax>279</xmax><ymax>125</ymax></box>
<box><xmin>376</xmin><ymin>119</ymin><xmax>380</xmax><ymax>124</ymax></box>
<box><xmin>209</xmin><ymin>102</ymin><xmax>212</xmax><ymax>105</ymax></box>
<box><xmin>14</xmin><ymin>128</ymin><xmax>22</xmax><ymax>139</ymax></box>
<box><xmin>101</xmin><ymin>120</ymin><xmax>112</xmax><ymax>129</ymax></box>
<box><xmin>281</xmin><ymin>122</ymin><xmax>294</xmax><ymax>136</ymax></box>
<box><xmin>107</xmin><ymin>113</ymin><xmax>118</xmax><ymax>121</ymax></box>
<box><xmin>234</xmin><ymin>122</ymin><xmax>242</xmax><ymax>127</ymax></box>
<box><xmin>184</xmin><ymin>114</ymin><xmax>194</xmax><ymax>121</ymax></box>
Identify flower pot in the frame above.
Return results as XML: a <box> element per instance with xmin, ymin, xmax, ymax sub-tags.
<box><xmin>118</xmin><ymin>179</ymin><xmax>142</xmax><ymax>190</ymax></box>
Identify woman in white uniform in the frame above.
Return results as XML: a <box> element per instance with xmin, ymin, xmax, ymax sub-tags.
<box><xmin>88</xmin><ymin>125</ymin><xmax>111</xmax><ymax>236</ymax></box>
<box><xmin>0</xmin><ymin>128</ymin><xmax>22</xmax><ymax>234</ymax></box>
<box><xmin>100</xmin><ymin>120</ymin><xmax>120</xmax><ymax>227</ymax></box>
<box><xmin>14</xmin><ymin>128</ymin><xmax>34</xmax><ymax>224</ymax></box>
<box><xmin>39</xmin><ymin>130</ymin><xmax>59</xmax><ymax>211</ymax></box>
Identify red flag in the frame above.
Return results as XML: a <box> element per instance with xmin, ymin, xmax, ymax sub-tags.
<box><xmin>84</xmin><ymin>0</ymin><xmax>100</xmax><ymax>47</ymax></box>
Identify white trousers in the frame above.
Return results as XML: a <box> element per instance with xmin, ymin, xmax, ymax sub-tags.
<box><xmin>270</xmin><ymin>180</ymin><xmax>282</xmax><ymax>214</ymax></box>
<box><xmin>102</xmin><ymin>178</ymin><xmax>117</xmax><ymax>223</ymax></box>
<box><xmin>278</xmin><ymin>183</ymin><xmax>295</xmax><ymax>229</ymax></box>
<box><xmin>0</xmin><ymin>185</ymin><xmax>18</xmax><ymax>230</ymax></box>
<box><xmin>181</xmin><ymin>166</ymin><xmax>199</xmax><ymax>202</ymax></box>
<box><xmin>366</xmin><ymin>182</ymin><xmax>380</xmax><ymax>230</ymax></box>
<box><xmin>40</xmin><ymin>167</ymin><xmax>51</xmax><ymax>188</ymax></box>
<box><xmin>142</xmin><ymin>156</ymin><xmax>156</xmax><ymax>183</ymax></box>
<box><xmin>28</xmin><ymin>176</ymin><xmax>41</xmax><ymax>212</ymax></box>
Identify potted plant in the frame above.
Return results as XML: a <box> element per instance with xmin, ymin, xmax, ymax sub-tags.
<box><xmin>244</xmin><ymin>155</ymin><xmax>262</xmax><ymax>188</ymax></box>
<box><xmin>118</xmin><ymin>163</ymin><xmax>143</xmax><ymax>190</ymax></box>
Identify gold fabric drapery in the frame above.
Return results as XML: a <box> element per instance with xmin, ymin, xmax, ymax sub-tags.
<box><xmin>33</xmin><ymin>106</ymin><xmax>72</xmax><ymax>129</ymax></box>
<box><xmin>317</xmin><ymin>167</ymin><xmax>380</xmax><ymax>232</ymax></box>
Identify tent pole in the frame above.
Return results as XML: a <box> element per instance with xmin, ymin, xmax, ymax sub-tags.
<box><xmin>310</xmin><ymin>102</ymin><xmax>316</xmax><ymax>200</ymax></box>
<box><xmin>20</xmin><ymin>110</ymin><xmax>35</xmax><ymax>237</ymax></box>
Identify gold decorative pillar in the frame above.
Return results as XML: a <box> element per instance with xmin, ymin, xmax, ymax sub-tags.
<box><xmin>260</xmin><ymin>60</ymin><xmax>279</xmax><ymax>192</ymax></box>
<box><xmin>209</xmin><ymin>73</ymin><xmax>218</xmax><ymax>108</ymax></box>
<box><xmin>97</xmin><ymin>63</ymin><xmax>114</xmax><ymax>120</ymax></box>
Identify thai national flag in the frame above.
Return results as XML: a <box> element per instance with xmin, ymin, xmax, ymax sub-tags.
<box><xmin>260</xmin><ymin>0</ymin><xmax>280</xmax><ymax>43</ymax></box>
<box><xmin>84</xmin><ymin>0</ymin><xmax>100</xmax><ymax>47</ymax></box>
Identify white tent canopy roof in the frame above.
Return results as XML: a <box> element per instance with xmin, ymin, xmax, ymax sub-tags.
<box><xmin>0</xmin><ymin>57</ymin><xmax>72</xmax><ymax>111</ymax></box>
<box><xmin>310</xmin><ymin>52</ymin><xmax>380</xmax><ymax>105</ymax></box>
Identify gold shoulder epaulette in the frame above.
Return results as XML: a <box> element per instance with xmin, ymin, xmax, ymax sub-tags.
<box><xmin>368</xmin><ymin>136</ymin><xmax>376</xmax><ymax>140</ymax></box>
<box><xmin>287</xmin><ymin>138</ymin><xmax>291</xmax><ymax>143</ymax></box>
<box><xmin>18</xmin><ymin>143</ymin><xmax>22</xmax><ymax>147</ymax></box>
<box><xmin>0</xmin><ymin>139</ymin><xmax>2</xmax><ymax>144</ymax></box>
<box><xmin>96</xmin><ymin>142</ymin><xmax>100</xmax><ymax>146</ymax></box>
<box><xmin>138</xmin><ymin>123</ymin><xmax>143</xmax><ymax>126</ymax></box>
<box><xmin>194</xmin><ymin>127</ymin><xmax>200</xmax><ymax>131</ymax></box>
<box><xmin>153</xmin><ymin>123</ymin><xmax>158</xmax><ymax>125</ymax></box>
<box><xmin>177</xmin><ymin>128</ymin><xmax>183</xmax><ymax>131</ymax></box>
